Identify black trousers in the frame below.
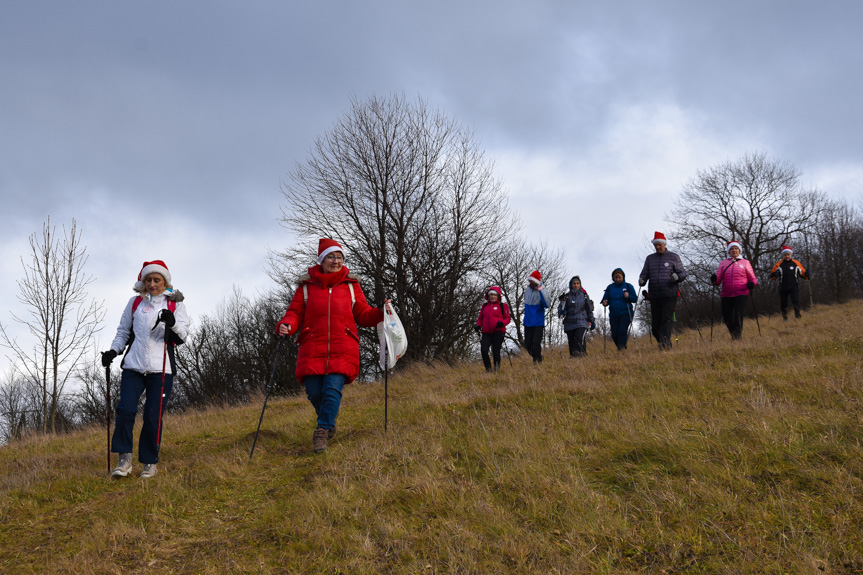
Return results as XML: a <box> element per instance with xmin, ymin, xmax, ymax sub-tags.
<box><xmin>566</xmin><ymin>328</ymin><xmax>588</xmax><ymax>357</ymax></box>
<box><xmin>609</xmin><ymin>314</ymin><xmax>631</xmax><ymax>350</ymax></box>
<box><xmin>649</xmin><ymin>295</ymin><xmax>677</xmax><ymax>349</ymax></box>
<box><xmin>721</xmin><ymin>295</ymin><xmax>747</xmax><ymax>339</ymax></box>
<box><xmin>779</xmin><ymin>286</ymin><xmax>801</xmax><ymax>315</ymax></box>
<box><xmin>481</xmin><ymin>332</ymin><xmax>505</xmax><ymax>370</ymax></box>
<box><xmin>523</xmin><ymin>326</ymin><xmax>544</xmax><ymax>363</ymax></box>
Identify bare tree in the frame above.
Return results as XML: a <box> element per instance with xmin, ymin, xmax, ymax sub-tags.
<box><xmin>274</xmin><ymin>94</ymin><xmax>512</xmax><ymax>366</ymax></box>
<box><xmin>806</xmin><ymin>199</ymin><xmax>863</xmax><ymax>303</ymax></box>
<box><xmin>669</xmin><ymin>152</ymin><xmax>825</xmax><ymax>286</ymax></box>
<box><xmin>0</xmin><ymin>219</ymin><xmax>104</xmax><ymax>433</ymax></box>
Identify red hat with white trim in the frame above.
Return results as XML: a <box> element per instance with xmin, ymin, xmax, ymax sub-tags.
<box><xmin>317</xmin><ymin>238</ymin><xmax>344</xmax><ymax>264</ymax></box>
<box><xmin>134</xmin><ymin>260</ymin><xmax>171</xmax><ymax>291</ymax></box>
<box><xmin>726</xmin><ymin>240</ymin><xmax>742</xmax><ymax>255</ymax></box>
<box><xmin>528</xmin><ymin>270</ymin><xmax>542</xmax><ymax>285</ymax></box>
<box><xmin>781</xmin><ymin>245</ymin><xmax>793</xmax><ymax>255</ymax></box>
<box><xmin>651</xmin><ymin>231</ymin><xmax>667</xmax><ymax>245</ymax></box>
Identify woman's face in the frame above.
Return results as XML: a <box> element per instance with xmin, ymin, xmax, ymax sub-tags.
<box><xmin>487</xmin><ymin>292</ymin><xmax>499</xmax><ymax>302</ymax></box>
<box><xmin>144</xmin><ymin>273</ymin><xmax>166</xmax><ymax>296</ymax></box>
<box><xmin>321</xmin><ymin>251</ymin><xmax>344</xmax><ymax>273</ymax></box>
<box><xmin>613</xmin><ymin>273</ymin><xmax>623</xmax><ymax>283</ymax></box>
<box><xmin>571</xmin><ymin>279</ymin><xmax>581</xmax><ymax>290</ymax></box>
<box><xmin>729</xmin><ymin>246</ymin><xmax>741</xmax><ymax>258</ymax></box>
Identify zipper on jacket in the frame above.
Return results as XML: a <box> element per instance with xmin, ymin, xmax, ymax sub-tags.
<box><xmin>324</xmin><ymin>286</ymin><xmax>332</xmax><ymax>374</ymax></box>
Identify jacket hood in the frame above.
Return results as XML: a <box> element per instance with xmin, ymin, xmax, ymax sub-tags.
<box><xmin>484</xmin><ymin>286</ymin><xmax>502</xmax><ymax>301</ymax></box>
<box><xmin>611</xmin><ymin>268</ymin><xmax>626</xmax><ymax>281</ymax></box>
<box><xmin>569</xmin><ymin>276</ymin><xmax>581</xmax><ymax>289</ymax></box>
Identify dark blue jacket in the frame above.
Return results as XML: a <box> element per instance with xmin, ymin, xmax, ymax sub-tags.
<box><xmin>557</xmin><ymin>287</ymin><xmax>595</xmax><ymax>332</ymax></box>
<box><xmin>638</xmin><ymin>251</ymin><xmax>687</xmax><ymax>298</ymax></box>
<box><xmin>602</xmin><ymin>268</ymin><xmax>636</xmax><ymax>318</ymax></box>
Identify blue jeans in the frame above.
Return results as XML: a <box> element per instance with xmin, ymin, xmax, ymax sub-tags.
<box><xmin>609</xmin><ymin>314</ymin><xmax>631</xmax><ymax>350</ymax></box>
<box><xmin>112</xmin><ymin>370</ymin><xmax>173</xmax><ymax>464</ymax></box>
<box><xmin>303</xmin><ymin>374</ymin><xmax>346</xmax><ymax>430</ymax></box>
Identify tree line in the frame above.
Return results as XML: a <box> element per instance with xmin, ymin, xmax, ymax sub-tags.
<box><xmin>3</xmin><ymin>95</ymin><xmax>862</xmax><ymax>444</ymax></box>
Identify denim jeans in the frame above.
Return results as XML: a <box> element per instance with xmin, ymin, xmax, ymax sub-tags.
<box><xmin>112</xmin><ymin>369</ymin><xmax>173</xmax><ymax>464</ymax></box>
<box><xmin>609</xmin><ymin>314</ymin><xmax>631</xmax><ymax>350</ymax></box>
<box><xmin>303</xmin><ymin>374</ymin><xmax>347</xmax><ymax>430</ymax></box>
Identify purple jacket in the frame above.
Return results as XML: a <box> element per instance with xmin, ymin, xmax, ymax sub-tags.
<box><xmin>715</xmin><ymin>257</ymin><xmax>757</xmax><ymax>297</ymax></box>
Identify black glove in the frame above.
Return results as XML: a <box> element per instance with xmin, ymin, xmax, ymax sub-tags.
<box><xmin>158</xmin><ymin>309</ymin><xmax>176</xmax><ymax>327</ymax></box>
<box><xmin>101</xmin><ymin>350</ymin><xmax>117</xmax><ymax>367</ymax></box>
<box><xmin>638</xmin><ymin>278</ymin><xmax>646</xmax><ymax>287</ymax></box>
<box><xmin>746</xmin><ymin>281</ymin><xmax>755</xmax><ymax>290</ymax></box>
<box><xmin>710</xmin><ymin>273</ymin><xmax>718</xmax><ymax>285</ymax></box>
<box><xmin>495</xmin><ymin>321</ymin><xmax>504</xmax><ymax>329</ymax></box>
<box><xmin>769</xmin><ymin>271</ymin><xmax>779</xmax><ymax>279</ymax></box>
<box><xmin>474</xmin><ymin>325</ymin><xmax>481</xmax><ymax>334</ymax></box>
<box><xmin>589</xmin><ymin>321</ymin><xmax>596</xmax><ymax>331</ymax></box>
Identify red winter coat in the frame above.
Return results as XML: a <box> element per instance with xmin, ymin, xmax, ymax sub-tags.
<box><xmin>276</xmin><ymin>266</ymin><xmax>383</xmax><ymax>384</ymax></box>
<box><xmin>476</xmin><ymin>286</ymin><xmax>511</xmax><ymax>334</ymax></box>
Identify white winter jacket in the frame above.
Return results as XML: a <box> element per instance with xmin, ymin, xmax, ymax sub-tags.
<box><xmin>109</xmin><ymin>292</ymin><xmax>190</xmax><ymax>374</ymax></box>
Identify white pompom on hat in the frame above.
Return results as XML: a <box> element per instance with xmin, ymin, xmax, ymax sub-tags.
<box><xmin>651</xmin><ymin>231</ymin><xmax>667</xmax><ymax>245</ymax></box>
<box><xmin>781</xmin><ymin>245</ymin><xmax>793</xmax><ymax>255</ymax></box>
<box><xmin>726</xmin><ymin>240</ymin><xmax>742</xmax><ymax>255</ymax></box>
<box><xmin>317</xmin><ymin>238</ymin><xmax>344</xmax><ymax>264</ymax></box>
<box><xmin>134</xmin><ymin>260</ymin><xmax>171</xmax><ymax>291</ymax></box>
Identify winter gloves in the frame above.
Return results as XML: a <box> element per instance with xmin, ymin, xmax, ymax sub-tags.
<box><xmin>496</xmin><ymin>321</ymin><xmax>505</xmax><ymax>329</ymax></box>
<box><xmin>710</xmin><ymin>273</ymin><xmax>718</xmax><ymax>285</ymax></box>
<box><xmin>589</xmin><ymin>321</ymin><xmax>596</xmax><ymax>331</ymax></box>
<box><xmin>158</xmin><ymin>309</ymin><xmax>176</xmax><ymax>328</ymax></box>
<box><xmin>474</xmin><ymin>325</ymin><xmax>482</xmax><ymax>335</ymax></box>
<box><xmin>746</xmin><ymin>281</ymin><xmax>755</xmax><ymax>290</ymax></box>
<box><xmin>101</xmin><ymin>350</ymin><xmax>117</xmax><ymax>367</ymax></box>
<box><xmin>769</xmin><ymin>270</ymin><xmax>780</xmax><ymax>279</ymax></box>
<box><xmin>638</xmin><ymin>278</ymin><xmax>646</xmax><ymax>287</ymax></box>
<box><xmin>670</xmin><ymin>272</ymin><xmax>679</xmax><ymax>283</ymax></box>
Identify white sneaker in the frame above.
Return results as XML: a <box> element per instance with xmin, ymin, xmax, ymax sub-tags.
<box><xmin>140</xmin><ymin>463</ymin><xmax>157</xmax><ymax>478</ymax></box>
<box><xmin>112</xmin><ymin>453</ymin><xmax>133</xmax><ymax>478</ymax></box>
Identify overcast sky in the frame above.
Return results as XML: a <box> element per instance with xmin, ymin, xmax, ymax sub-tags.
<box><xmin>2</xmin><ymin>1</ymin><xmax>861</xmax><ymax>373</ymax></box>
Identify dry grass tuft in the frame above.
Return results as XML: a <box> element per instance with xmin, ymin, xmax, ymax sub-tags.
<box><xmin>2</xmin><ymin>302</ymin><xmax>863</xmax><ymax>573</ymax></box>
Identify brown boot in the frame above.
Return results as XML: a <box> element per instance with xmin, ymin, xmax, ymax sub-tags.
<box><xmin>327</xmin><ymin>425</ymin><xmax>336</xmax><ymax>439</ymax></box>
<box><xmin>313</xmin><ymin>427</ymin><xmax>328</xmax><ymax>452</ymax></box>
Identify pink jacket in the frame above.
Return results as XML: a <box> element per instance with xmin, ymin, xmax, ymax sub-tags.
<box><xmin>714</xmin><ymin>257</ymin><xmax>757</xmax><ymax>297</ymax></box>
<box><xmin>476</xmin><ymin>287</ymin><xmax>511</xmax><ymax>334</ymax></box>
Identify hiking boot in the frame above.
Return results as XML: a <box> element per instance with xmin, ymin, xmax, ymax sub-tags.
<box><xmin>112</xmin><ymin>453</ymin><xmax>133</xmax><ymax>478</ymax></box>
<box><xmin>327</xmin><ymin>425</ymin><xmax>336</xmax><ymax>439</ymax></box>
<box><xmin>493</xmin><ymin>361</ymin><xmax>500</xmax><ymax>372</ymax></box>
<box><xmin>140</xmin><ymin>463</ymin><xmax>157</xmax><ymax>478</ymax></box>
<box><xmin>795</xmin><ymin>310</ymin><xmax>802</xmax><ymax>318</ymax></box>
<box><xmin>313</xmin><ymin>428</ymin><xmax>328</xmax><ymax>452</ymax></box>
<box><xmin>782</xmin><ymin>312</ymin><xmax>788</xmax><ymax>322</ymax></box>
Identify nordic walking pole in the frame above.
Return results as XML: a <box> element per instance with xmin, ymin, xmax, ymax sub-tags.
<box><xmin>603</xmin><ymin>304</ymin><xmax>607</xmax><ymax>355</ymax></box>
<box><xmin>677</xmin><ymin>286</ymin><xmax>706</xmax><ymax>345</ymax></box>
<box><xmin>384</xmin><ymin>338</ymin><xmax>389</xmax><ymax>432</ymax></box>
<box><xmin>710</xmin><ymin>286</ymin><xmax>716</xmax><ymax>343</ymax></box>
<box><xmin>625</xmin><ymin>291</ymin><xmax>639</xmax><ymax>350</ymax></box>
<box><xmin>105</xmin><ymin>365</ymin><xmax>111</xmax><ymax>474</ymax></box>
<box><xmin>749</xmin><ymin>292</ymin><xmax>763</xmax><ymax>336</ymax></box>
<box><xmin>250</xmin><ymin>336</ymin><xmax>286</xmax><ymax>460</ymax></box>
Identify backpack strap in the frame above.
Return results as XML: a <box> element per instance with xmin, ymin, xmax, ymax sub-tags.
<box><xmin>303</xmin><ymin>282</ymin><xmax>355</xmax><ymax>308</ymax></box>
<box><xmin>131</xmin><ymin>295</ymin><xmax>177</xmax><ymax>314</ymax></box>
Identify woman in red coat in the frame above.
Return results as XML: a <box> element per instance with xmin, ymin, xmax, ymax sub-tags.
<box><xmin>276</xmin><ymin>239</ymin><xmax>385</xmax><ymax>452</ymax></box>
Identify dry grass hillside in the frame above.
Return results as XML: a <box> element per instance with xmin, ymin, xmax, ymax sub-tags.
<box><xmin>2</xmin><ymin>302</ymin><xmax>862</xmax><ymax>574</ymax></box>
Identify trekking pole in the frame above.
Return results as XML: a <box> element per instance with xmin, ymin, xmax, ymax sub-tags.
<box><xmin>152</xmin><ymin>312</ymin><xmax>170</xmax><ymax>458</ymax></box>
<box><xmin>710</xmin><ymin>286</ymin><xmax>716</xmax><ymax>343</ymax></box>
<box><xmin>749</xmin><ymin>292</ymin><xmax>763</xmax><ymax>336</ymax></box>
<box><xmin>384</xmin><ymin>339</ymin><xmax>389</xmax><ymax>432</ymax></box>
<box><xmin>625</xmin><ymin>291</ymin><xmax>639</xmax><ymax>350</ymax></box>
<box><xmin>677</xmin><ymin>287</ymin><xmax>706</xmax><ymax>345</ymax></box>
<box><xmin>603</xmin><ymin>305</ymin><xmax>607</xmax><ymax>355</ymax></box>
<box><xmin>105</xmin><ymin>365</ymin><xmax>111</xmax><ymax>474</ymax></box>
<box><xmin>250</xmin><ymin>336</ymin><xmax>286</xmax><ymax>460</ymax></box>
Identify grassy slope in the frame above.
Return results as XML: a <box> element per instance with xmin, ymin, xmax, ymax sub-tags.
<box><xmin>1</xmin><ymin>302</ymin><xmax>862</xmax><ymax>574</ymax></box>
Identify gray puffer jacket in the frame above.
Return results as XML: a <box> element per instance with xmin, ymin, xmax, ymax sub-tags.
<box><xmin>638</xmin><ymin>251</ymin><xmax>687</xmax><ymax>298</ymax></box>
<box><xmin>557</xmin><ymin>288</ymin><xmax>595</xmax><ymax>332</ymax></box>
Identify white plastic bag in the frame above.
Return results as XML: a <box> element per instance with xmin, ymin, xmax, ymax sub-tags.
<box><xmin>378</xmin><ymin>303</ymin><xmax>408</xmax><ymax>370</ymax></box>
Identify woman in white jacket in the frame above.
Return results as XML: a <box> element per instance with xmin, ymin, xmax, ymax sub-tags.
<box><xmin>101</xmin><ymin>260</ymin><xmax>189</xmax><ymax>478</ymax></box>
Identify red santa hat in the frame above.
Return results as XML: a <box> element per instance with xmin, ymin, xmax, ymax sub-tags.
<box><xmin>317</xmin><ymin>238</ymin><xmax>344</xmax><ymax>264</ymax></box>
<box><xmin>726</xmin><ymin>240</ymin><xmax>742</xmax><ymax>255</ymax></box>
<box><xmin>528</xmin><ymin>270</ymin><xmax>542</xmax><ymax>285</ymax></box>
<box><xmin>651</xmin><ymin>231</ymin><xmax>667</xmax><ymax>245</ymax></box>
<box><xmin>781</xmin><ymin>245</ymin><xmax>793</xmax><ymax>255</ymax></box>
<box><xmin>134</xmin><ymin>260</ymin><xmax>171</xmax><ymax>291</ymax></box>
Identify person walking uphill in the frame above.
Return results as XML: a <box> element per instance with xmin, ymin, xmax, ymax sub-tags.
<box><xmin>601</xmin><ymin>268</ymin><xmax>636</xmax><ymax>350</ymax></box>
<box><xmin>475</xmin><ymin>286</ymin><xmax>511</xmax><ymax>372</ymax></box>
<box><xmin>711</xmin><ymin>241</ymin><xmax>757</xmax><ymax>340</ymax></box>
<box><xmin>102</xmin><ymin>260</ymin><xmax>189</xmax><ymax>479</ymax></box>
<box><xmin>769</xmin><ymin>245</ymin><xmax>809</xmax><ymax>320</ymax></box>
<box><xmin>638</xmin><ymin>231</ymin><xmax>687</xmax><ymax>350</ymax></box>
<box><xmin>276</xmin><ymin>239</ymin><xmax>387</xmax><ymax>453</ymax></box>
<box><xmin>558</xmin><ymin>276</ymin><xmax>595</xmax><ymax>357</ymax></box>
<box><xmin>523</xmin><ymin>270</ymin><xmax>550</xmax><ymax>363</ymax></box>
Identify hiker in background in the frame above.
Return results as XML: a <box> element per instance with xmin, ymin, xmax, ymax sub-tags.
<box><xmin>276</xmin><ymin>239</ymin><xmax>389</xmax><ymax>453</ymax></box>
<box><xmin>101</xmin><ymin>261</ymin><xmax>189</xmax><ymax>479</ymax></box>
<box><xmin>474</xmin><ymin>286</ymin><xmax>511</xmax><ymax>372</ymax></box>
<box><xmin>601</xmin><ymin>268</ymin><xmax>637</xmax><ymax>350</ymax></box>
<box><xmin>558</xmin><ymin>276</ymin><xmax>595</xmax><ymax>357</ymax></box>
<box><xmin>769</xmin><ymin>245</ymin><xmax>809</xmax><ymax>320</ymax></box>
<box><xmin>523</xmin><ymin>270</ymin><xmax>550</xmax><ymax>363</ymax></box>
<box><xmin>638</xmin><ymin>231</ymin><xmax>687</xmax><ymax>350</ymax></box>
<box><xmin>711</xmin><ymin>241</ymin><xmax>757</xmax><ymax>340</ymax></box>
